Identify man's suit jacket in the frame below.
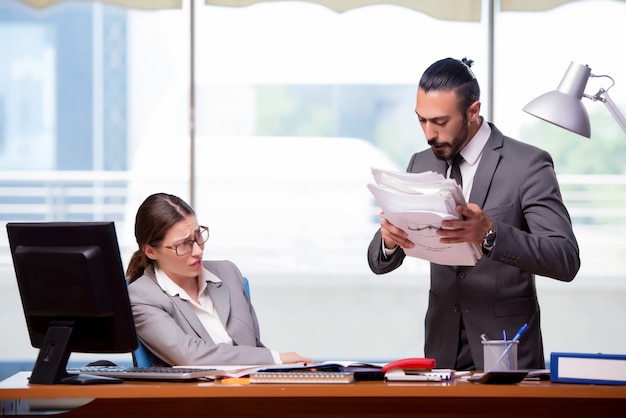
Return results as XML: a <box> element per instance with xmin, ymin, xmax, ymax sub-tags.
<box><xmin>368</xmin><ymin>123</ymin><xmax>580</xmax><ymax>370</ymax></box>
<box><xmin>127</xmin><ymin>260</ymin><xmax>275</xmax><ymax>366</ymax></box>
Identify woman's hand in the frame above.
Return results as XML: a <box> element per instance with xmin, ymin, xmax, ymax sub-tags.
<box><xmin>279</xmin><ymin>352</ymin><xmax>313</xmax><ymax>364</ymax></box>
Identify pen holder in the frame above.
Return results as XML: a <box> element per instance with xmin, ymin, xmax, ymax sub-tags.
<box><xmin>482</xmin><ymin>340</ymin><xmax>519</xmax><ymax>371</ymax></box>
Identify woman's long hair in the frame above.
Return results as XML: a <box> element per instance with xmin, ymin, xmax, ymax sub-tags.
<box><xmin>126</xmin><ymin>193</ymin><xmax>195</xmax><ymax>282</ymax></box>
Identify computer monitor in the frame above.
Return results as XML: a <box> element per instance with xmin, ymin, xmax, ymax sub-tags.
<box><xmin>6</xmin><ymin>221</ymin><xmax>138</xmax><ymax>384</ymax></box>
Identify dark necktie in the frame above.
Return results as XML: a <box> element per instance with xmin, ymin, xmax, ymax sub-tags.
<box><xmin>449</xmin><ymin>153</ymin><xmax>463</xmax><ymax>188</ymax></box>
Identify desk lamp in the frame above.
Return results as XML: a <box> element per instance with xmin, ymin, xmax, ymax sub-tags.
<box><xmin>523</xmin><ymin>61</ymin><xmax>626</xmax><ymax>138</ymax></box>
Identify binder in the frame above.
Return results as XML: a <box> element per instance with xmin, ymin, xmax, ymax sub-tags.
<box><xmin>550</xmin><ymin>352</ymin><xmax>626</xmax><ymax>385</ymax></box>
<box><xmin>249</xmin><ymin>371</ymin><xmax>355</xmax><ymax>384</ymax></box>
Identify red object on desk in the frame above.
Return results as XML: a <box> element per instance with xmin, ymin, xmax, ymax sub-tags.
<box><xmin>381</xmin><ymin>357</ymin><xmax>436</xmax><ymax>372</ymax></box>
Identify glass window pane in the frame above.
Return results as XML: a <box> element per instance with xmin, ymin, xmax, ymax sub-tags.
<box><xmin>0</xmin><ymin>0</ymin><xmax>188</xmax><ymax>367</ymax></box>
<box><xmin>194</xmin><ymin>2</ymin><xmax>484</xmax><ymax>360</ymax></box>
<box><xmin>1</xmin><ymin>0</ymin><xmax>625</xmax><ymax>375</ymax></box>
<box><xmin>495</xmin><ymin>0</ymin><xmax>626</xmax><ymax>358</ymax></box>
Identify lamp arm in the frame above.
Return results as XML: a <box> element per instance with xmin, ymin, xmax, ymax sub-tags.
<box><xmin>586</xmin><ymin>88</ymin><xmax>626</xmax><ymax>135</ymax></box>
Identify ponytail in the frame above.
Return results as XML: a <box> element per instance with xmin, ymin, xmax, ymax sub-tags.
<box><xmin>126</xmin><ymin>249</ymin><xmax>152</xmax><ymax>283</ymax></box>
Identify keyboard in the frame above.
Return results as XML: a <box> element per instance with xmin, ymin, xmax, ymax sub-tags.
<box><xmin>70</xmin><ymin>366</ymin><xmax>220</xmax><ymax>381</ymax></box>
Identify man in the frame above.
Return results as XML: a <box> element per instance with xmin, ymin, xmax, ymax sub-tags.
<box><xmin>367</xmin><ymin>57</ymin><xmax>580</xmax><ymax>370</ymax></box>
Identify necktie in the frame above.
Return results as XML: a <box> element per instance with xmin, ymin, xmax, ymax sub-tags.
<box><xmin>449</xmin><ymin>153</ymin><xmax>463</xmax><ymax>188</ymax></box>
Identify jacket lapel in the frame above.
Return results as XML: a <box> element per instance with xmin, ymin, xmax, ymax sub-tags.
<box><xmin>469</xmin><ymin>123</ymin><xmax>503</xmax><ymax>207</ymax></box>
<box><xmin>145</xmin><ymin>264</ymin><xmax>225</xmax><ymax>342</ymax></box>
<box><xmin>170</xmin><ymin>297</ymin><xmax>213</xmax><ymax>341</ymax></box>
<box><xmin>206</xmin><ymin>280</ymin><xmax>231</xmax><ymax>328</ymax></box>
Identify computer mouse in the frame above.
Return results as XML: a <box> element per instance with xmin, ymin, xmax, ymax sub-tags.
<box><xmin>86</xmin><ymin>359</ymin><xmax>118</xmax><ymax>367</ymax></box>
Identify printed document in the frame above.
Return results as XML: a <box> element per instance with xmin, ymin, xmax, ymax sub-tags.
<box><xmin>368</xmin><ymin>167</ymin><xmax>481</xmax><ymax>266</ymax></box>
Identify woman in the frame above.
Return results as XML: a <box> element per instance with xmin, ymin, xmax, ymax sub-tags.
<box><xmin>126</xmin><ymin>192</ymin><xmax>311</xmax><ymax>366</ymax></box>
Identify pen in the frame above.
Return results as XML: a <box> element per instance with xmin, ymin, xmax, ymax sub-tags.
<box><xmin>511</xmin><ymin>323</ymin><xmax>528</xmax><ymax>343</ymax></box>
<box><xmin>503</xmin><ymin>330</ymin><xmax>510</xmax><ymax>369</ymax></box>
<box><xmin>490</xmin><ymin>323</ymin><xmax>528</xmax><ymax>371</ymax></box>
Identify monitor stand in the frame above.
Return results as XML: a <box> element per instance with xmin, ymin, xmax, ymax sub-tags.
<box><xmin>29</xmin><ymin>320</ymin><xmax>122</xmax><ymax>385</ymax></box>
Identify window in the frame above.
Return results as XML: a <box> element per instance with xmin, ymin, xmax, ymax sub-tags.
<box><xmin>0</xmin><ymin>0</ymin><xmax>624</xmax><ymax>371</ymax></box>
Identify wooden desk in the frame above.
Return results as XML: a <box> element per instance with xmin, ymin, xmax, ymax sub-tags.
<box><xmin>1</xmin><ymin>371</ymin><xmax>625</xmax><ymax>417</ymax></box>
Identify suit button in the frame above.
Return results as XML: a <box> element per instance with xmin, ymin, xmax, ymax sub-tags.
<box><xmin>458</xmin><ymin>271</ymin><xmax>466</xmax><ymax>280</ymax></box>
<box><xmin>453</xmin><ymin>304</ymin><xmax>461</xmax><ymax>312</ymax></box>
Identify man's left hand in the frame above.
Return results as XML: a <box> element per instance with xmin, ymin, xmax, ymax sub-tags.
<box><xmin>438</xmin><ymin>203</ymin><xmax>492</xmax><ymax>245</ymax></box>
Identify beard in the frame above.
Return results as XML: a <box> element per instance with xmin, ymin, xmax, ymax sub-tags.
<box><xmin>428</xmin><ymin>116</ymin><xmax>470</xmax><ymax>161</ymax></box>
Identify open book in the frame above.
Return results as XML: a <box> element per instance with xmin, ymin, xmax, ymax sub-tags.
<box><xmin>368</xmin><ymin>167</ymin><xmax>482</xmax><ymax>266</ymax></box>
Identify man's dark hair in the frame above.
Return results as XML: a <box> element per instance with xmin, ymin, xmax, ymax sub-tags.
<box><xmin>418</xmin><ymin>57</ymin><xmax>480</xmax><ymax>113</ymax></box>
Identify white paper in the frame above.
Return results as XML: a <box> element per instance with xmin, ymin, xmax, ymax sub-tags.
<box><xmin>369</xmin><ymin>167</ymin><xmax>482</xmax><ymax>266</ymax></box>
<box><xmin>384</xmin><ymin>211</ymin><xmax>480</xmax><ymax>266</ymax></box>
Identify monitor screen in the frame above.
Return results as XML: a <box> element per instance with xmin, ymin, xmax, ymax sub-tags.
<box><xmin>6</xmin><ymin>221</ymin><xmax>137</xmax><ymax>384</ymax></box>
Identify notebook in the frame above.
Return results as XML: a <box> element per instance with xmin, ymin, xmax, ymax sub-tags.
<box><xmin>256</xmin><ymin>362</ymin><xmax>384</xmax><ymax>381</ymax></box>
<box><xmin>249</xmin><ymin>371</ymin><xmax>355</xmax><ymax>384</ymax></box>
<box><xmin>70</xmin><ymin>365</ymin><xmax>223</xmax><ymax>381</ymax></box>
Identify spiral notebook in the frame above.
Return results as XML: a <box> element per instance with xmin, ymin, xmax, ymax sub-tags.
<box><xmin>249</xmin><ymin>371</ymin><xmax>355</xmax><ymax>384</ymax></box>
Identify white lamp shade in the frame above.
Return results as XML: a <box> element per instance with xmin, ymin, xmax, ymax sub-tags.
<box><xmin>523</xmin><ymin>62</ymin><xmax>592</xmax><ymax>138</ymax></box>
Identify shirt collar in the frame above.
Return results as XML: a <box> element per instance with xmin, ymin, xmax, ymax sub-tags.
<box><xmin>459</xmin><ymin>118</ymin><xmax>491</xmax><ymax>166</ymax></box>
<box><xmin>154</xmin><ymin>263</ymin><xmax>222</xmax><ymax>301</ymax></box>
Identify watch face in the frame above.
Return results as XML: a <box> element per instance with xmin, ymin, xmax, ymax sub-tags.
<box><xmin>483</xmin><ymin>230</ymin><xmax>496</xmax><ymax>247</ymax></box>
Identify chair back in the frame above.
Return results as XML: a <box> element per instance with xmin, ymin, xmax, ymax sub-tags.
<box><xmin>132</xmin><ymin>339</ymin><xmax>153</xmax><ymax>367</ymax></box>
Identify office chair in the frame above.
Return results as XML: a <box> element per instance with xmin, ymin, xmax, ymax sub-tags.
<box><xmin>132</xmin><ymin>277</ymin><xmax>251</xmax><ymax>367</ymax></box>
<box><xmin>132</xmin><ymin>339</ymin><xmax>153</xmax><ymax>368</ymax></box>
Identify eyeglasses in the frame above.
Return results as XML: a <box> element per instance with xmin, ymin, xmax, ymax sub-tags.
<box><xmin>163</xmin><ymin>226</ymin><xmax>209</xmax><ymax>256</ymax></box>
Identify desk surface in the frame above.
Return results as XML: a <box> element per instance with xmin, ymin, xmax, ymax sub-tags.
<box><xmin>2</xmin><ymin>372</ymin><xmax>626</xmax><ymax>418</ymax></box>
<box><xmin>2</xmin><ymin>371</ymin><xmax>626</xmax><ymax>399</ymax></box>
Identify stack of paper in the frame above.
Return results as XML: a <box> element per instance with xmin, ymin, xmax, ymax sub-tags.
<box><xmin>368</xmin><ymin>167</ymin><xmax>481</xmax><ymax>266</ymax></box>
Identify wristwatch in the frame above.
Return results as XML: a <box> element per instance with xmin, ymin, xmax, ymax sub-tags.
<box><xmin>482</xmin><ymin>228</ymin><xmax>497</xmax><ymax>253</ymax></box>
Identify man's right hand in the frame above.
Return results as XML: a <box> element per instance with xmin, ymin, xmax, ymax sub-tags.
<box><xmin>380</xmin><ymin>216</ymin><xmax>415</xmax><ymax>250</ymax></box>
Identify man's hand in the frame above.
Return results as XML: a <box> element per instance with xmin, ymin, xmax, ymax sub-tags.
<box><xmin>380</xmin><ymin>214</ymin><xmax>415</xmax><ymax>250</ymax></box>
<box><xmin>438</xmin><ymin>203</ymin><xmax>492</xmax><ymax>245</ymax></box>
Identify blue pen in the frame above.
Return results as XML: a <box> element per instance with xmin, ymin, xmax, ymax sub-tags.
<box><xmin>503</xmin><ymin>330</ymin><xmax>510</xmax><ymax>369</ymax></box>
<box><xmin>490</xmin><ymin>323</ymin><xmax>528</xmax><ymax>371</ymax></box>
<box><xmin>511</xmin><ymin>323</ymin><xmax>528</xmax><ymax>343</ymax></box>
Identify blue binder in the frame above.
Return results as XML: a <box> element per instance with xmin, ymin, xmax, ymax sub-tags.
<box><xmin>550</xmin><ymin>352</ymin><xmax>626</xmax><ymax>386</ymax></box>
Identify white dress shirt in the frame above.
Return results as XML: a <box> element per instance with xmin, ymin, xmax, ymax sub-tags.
<box><xmin>447</xmin><ymin>118</ymin><xmax>491</xmax><ymax>200</ymax></box>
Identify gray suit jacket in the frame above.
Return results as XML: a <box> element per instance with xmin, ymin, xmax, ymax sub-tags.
<box><xmin>368</xmin><ymin>123</ymin><xmax>580</xmax><ymax>370</ymax></box>
<box><xmin>127</xmin><ymin>260</ymin><xmax>275</xmax><ymax>366</ymax></box>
